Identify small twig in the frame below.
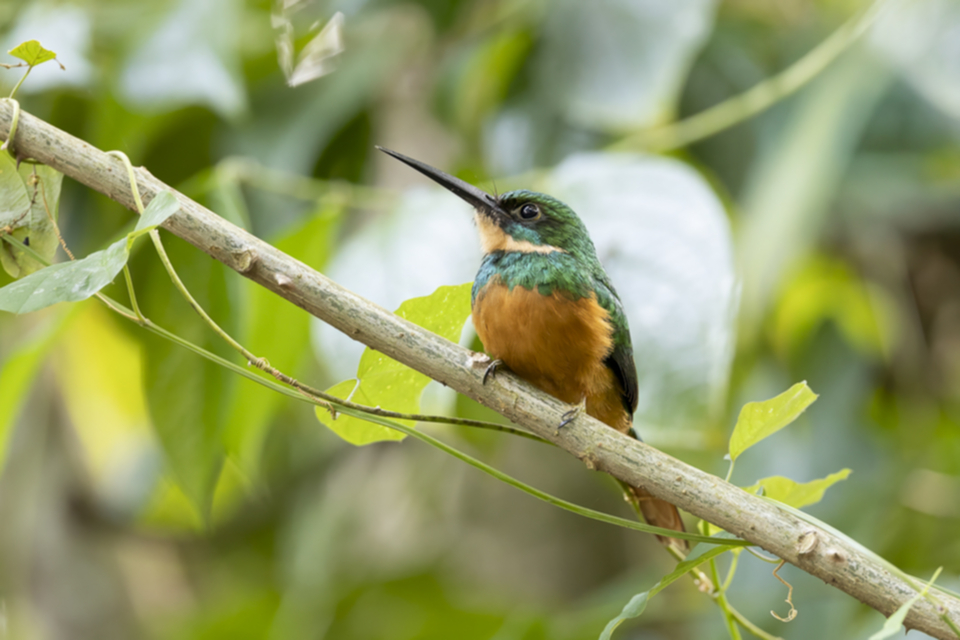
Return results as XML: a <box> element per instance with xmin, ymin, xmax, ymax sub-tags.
<box><xmin>723</xmin><ymin>549</ymin><xmax>741</xmax><ymax>591</ymax></box>
<box><xmin>33</xmin><ymin>170</ymin><xmax>74</xmax><ymax>260</ymax></box>
<box><xmin>770</xmin><ymin>560</ymin><xmax>798</xmax><ymax>623</ymax></box>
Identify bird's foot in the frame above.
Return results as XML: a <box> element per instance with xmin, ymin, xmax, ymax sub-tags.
<box><xmin>559</xmin><ymin>397</ymin><xmax>587</xmax><ymax>429</ymax></box>
<box><xmin>482</xmin><ymin>358</ymin><xmax>503</xmax><ymax>385</ymax></box>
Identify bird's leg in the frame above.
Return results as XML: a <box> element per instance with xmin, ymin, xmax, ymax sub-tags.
<box><xmin>559</xmin><ymin>397</ymin><xmax>587</xmax><ymax>429</ymax></box>
<box><xmin>482</xmin><ymin>358</ymin><xmax>504</xmax><ymax>385</ymax></box>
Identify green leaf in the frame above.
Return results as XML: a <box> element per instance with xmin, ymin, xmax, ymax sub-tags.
<box><xmin>8</xmin><ymin>40</ymin><xmax>57</xmax><ymax>67</ymax></box>
<box><xmin>729</xmin><ymin>381</ymin><xmax>818</xmax><ymax>463</ymax></box>
<box><xmin>600</xmin><ymin>533</ymin><xmax>741</xmax><ymax>639</ymax></box>
<box><xmin>133</xmin><ymin>191</ymin><xmax>180</xmax><ymax>234</ymax></box>
<box><xmin>322</xmin><ymin>284</ymin><xmax>473</xmax><ymax>446</ymax></box>
<box><xmin>867</xmin><ymin>568</ymin><xmax>941</xmax><ymax>640</ymax></box>
<box><xmin>747</xmin><ymin>469</ymin><xmax>852</xmax><ymax>509</ymax></box>
<box><xmin>0</xmin><ymin>155</ymin><xmax>64</xmax><ymax>277</ymax></box>
<box><xmin>318</xmin><ymin>380</ymin><xmax>405</xmax><ymax>446</ymax></box>
<box><xmin>224</xmin><ymin>208</ymin><xmax>340</xmax><ymax>468</ymax></box>
<box><xmin>0</xmin><ymin>237</ymin><xmax>129</xmax><ymax>314</ymax></box>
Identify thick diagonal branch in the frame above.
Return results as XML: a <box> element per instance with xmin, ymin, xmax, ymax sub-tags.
<box><xmin>1</xmin><ymin>102</ymin><xmax>957</xmax><ymax>639</ymax></box>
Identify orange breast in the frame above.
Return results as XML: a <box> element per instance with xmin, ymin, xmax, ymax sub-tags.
<box><xmin>473</xmin><ymin>279</ymin><xmax>632</xmax><ymax>433</ymax></box>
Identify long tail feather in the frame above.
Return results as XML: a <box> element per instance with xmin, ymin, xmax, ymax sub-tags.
<box><xmin>629</xmin><ymin>485</ymin><xmax>689</xmax><ymax>556</ymax></box>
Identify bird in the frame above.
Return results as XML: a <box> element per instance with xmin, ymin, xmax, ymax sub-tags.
<box><xmin>378</xmin><ymin>146</ymin><xmax>688</xmax><ymax>555</ymax></box>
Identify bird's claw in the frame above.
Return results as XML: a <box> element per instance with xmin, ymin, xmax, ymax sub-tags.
<box><xmin>559</xmin><ymin>398</ymin><xmax>587</xmax><ymax>429</ymax></box>
<box><xmin>482</xmin><ymin>358</ymin><xmax>503</xmax><ymax>385</ymax></box>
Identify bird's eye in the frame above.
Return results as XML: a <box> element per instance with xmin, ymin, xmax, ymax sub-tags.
<box><xmin>518</xmin><ymin>203</ymin><xmax>540</xmax><ymax>220</ymax></box>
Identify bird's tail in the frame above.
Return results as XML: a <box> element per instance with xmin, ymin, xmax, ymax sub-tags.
<box><xmin>627</xmin><ymin>484</ymin><xmax>689</xmax><ymax>557</ymax></box>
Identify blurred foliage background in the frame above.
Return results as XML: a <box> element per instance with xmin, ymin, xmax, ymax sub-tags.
<box><xmin>0</xmin><ymin>0</ymin><xmax>959</xmax><ymax>638</ymax></box>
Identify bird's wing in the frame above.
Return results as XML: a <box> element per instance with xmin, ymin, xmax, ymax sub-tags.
<box><xmin>593</xmin><ymin>275</ymin><xmax>638</xmax><ymax>416</ymax></box>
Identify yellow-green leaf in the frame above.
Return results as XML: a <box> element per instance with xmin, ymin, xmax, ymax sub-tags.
<box><xmin>318</xmin><ymin>380</ymin><xmax>405</xmax><ymax>446</ymax></box>
<box><xmin>729</xmin><ymin>381</ymin><xmax>818</xmax><ymax>462</ymax></box>
<box><xmin>746</xmin><ymin>469</ymin><xmax>851</xmax><ymax>509</ymax></box>
<box><xmin>321</xmin><ymin>283</ymin><xmax>473</xmax><ymax>446</ymax></box>
<box><xmin>8</xmin><ymin>40</ymin><xmax>57</xmax><ymax>67</ymax></box>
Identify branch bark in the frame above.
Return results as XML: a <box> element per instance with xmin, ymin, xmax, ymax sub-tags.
<box><xmin>2</xmin><ymin>102</ymin><xmax>957</xmax><ymax>639</ymax></box>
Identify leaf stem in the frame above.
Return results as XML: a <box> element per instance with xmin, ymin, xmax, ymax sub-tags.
<box><xmin>122</xmin><ymin>264</ymin><xmax>144</xmax><ymax>322</ymax></box>
<box><xmin>723</xmin><ymin>549</ymin><xmax>740</xmax><ymax>591</ymax></box>
<box><xmin>0</xmin><ymin>98</ymin><xmax>19</xmax><ymax>151</ymax></box>
<box><xmin>711</xmin><ymin>558</ymin><xmax>744</xmax><ymax>640</ymax></box>
<box><xmin>8</xmin><ymin>67</ymin><xmax>30</xmax><ymax>100</ymax></box>
<box><xmin>610</xmin><ymin>0</ymin><xmax>896</xmax><ymax>152</ymax></box>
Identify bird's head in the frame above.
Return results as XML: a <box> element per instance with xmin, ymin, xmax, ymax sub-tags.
<box><xmin>378</xmin><ymin>147</ymin><xmax>594</xmax><ymax>258</ymax></box>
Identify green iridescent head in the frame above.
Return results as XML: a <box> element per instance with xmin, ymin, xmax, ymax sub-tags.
<box><xmin>487</xmin><ymin>189</ymin><xmax>594</xmax><ymax>255</ymax></box>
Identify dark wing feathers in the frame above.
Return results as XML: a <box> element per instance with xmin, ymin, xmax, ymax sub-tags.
<box><xmin>593</xmin><ymin>274</ymin><xmax>639</xmax><ymax>416</ymax></box>
<box><xmin>605</xmin><ymin>342</ymin><xmax>638</xmax><ymax>415</ymax></box>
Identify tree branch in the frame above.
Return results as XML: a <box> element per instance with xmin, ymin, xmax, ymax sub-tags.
<box><xmin>1</xmin><ymin>102</ymin><xmax>957</xmax><ymax>639</ymax></box>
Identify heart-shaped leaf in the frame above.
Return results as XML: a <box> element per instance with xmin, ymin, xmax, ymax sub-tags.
<box><xmin>8</xmin><ymin>39</ymin><xmax>57</xmax><ymax>66</ymax></box>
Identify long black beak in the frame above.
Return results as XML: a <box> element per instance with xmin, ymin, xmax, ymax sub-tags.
<box><xmin>377</xmin><ymin>146</ymin><xmax>505</xmax><ymax>216</ymax></box>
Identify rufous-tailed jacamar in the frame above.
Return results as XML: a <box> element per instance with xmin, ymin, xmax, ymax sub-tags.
<box><xmin>379</xmin><ymin>147</ymin><xmax>687</xmax><ymax>553</ymax></box>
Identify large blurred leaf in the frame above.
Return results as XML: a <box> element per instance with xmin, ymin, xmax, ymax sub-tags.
<box><xmin>0</xmin><ymin>155</ymin><xmax>64</xmax><ymax>277</ymax></box>
<box><xmin>771</xmin><ymin>256</ymin><xmax>896</xmax><ymax>359</ymax></box>
<box><xmin>223</xmin><ymin>207</ymin><xmax>340</xmax><ymax>470</ymax></box>
<box><xmin>119</xmin><ymin>0</ymin><xmax>246</xmax><ymax>117</ymax></box>
<box><xmin>0</xmin><ymin>309</ymin><xmax>73</xmax><ymax>466</ymax></box>
<box><xmin>140</xmin><ymin>234</ymin><xmax>238</xmax><ymax>515</ymax></box>
<box><xmin>538</xmin><ymin>0</ymin><xmax>718</xmax><ymax>130</ymax></box>
<box><xmin>872</xmin><ymin>0</ymin><xmax>960</xmax><ymax>121</ymax></box>
<box><xmin>53</xmin><ymin>305</ymin><xmax>157</xmax><ymax>510</ymax></box>
<box><xmin>546</xmin><ymin>152</ymin><xmax>736</xmax><ymax>431</ymax></box>
<box><xmin>322</xmin><ymin>284</ymin><xmax>473</xmax><ymax>446</ymax></box>
<box><xmin>440</xmin><ymin>28</ymin><xmax>534</xmax><ymax>137</ymax></box>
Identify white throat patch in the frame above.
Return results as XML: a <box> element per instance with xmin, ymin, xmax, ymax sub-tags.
<box><xmin>474</xmin><ymin>212</ymin><xmax>564</xmax><ymax>255</ymax></box>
